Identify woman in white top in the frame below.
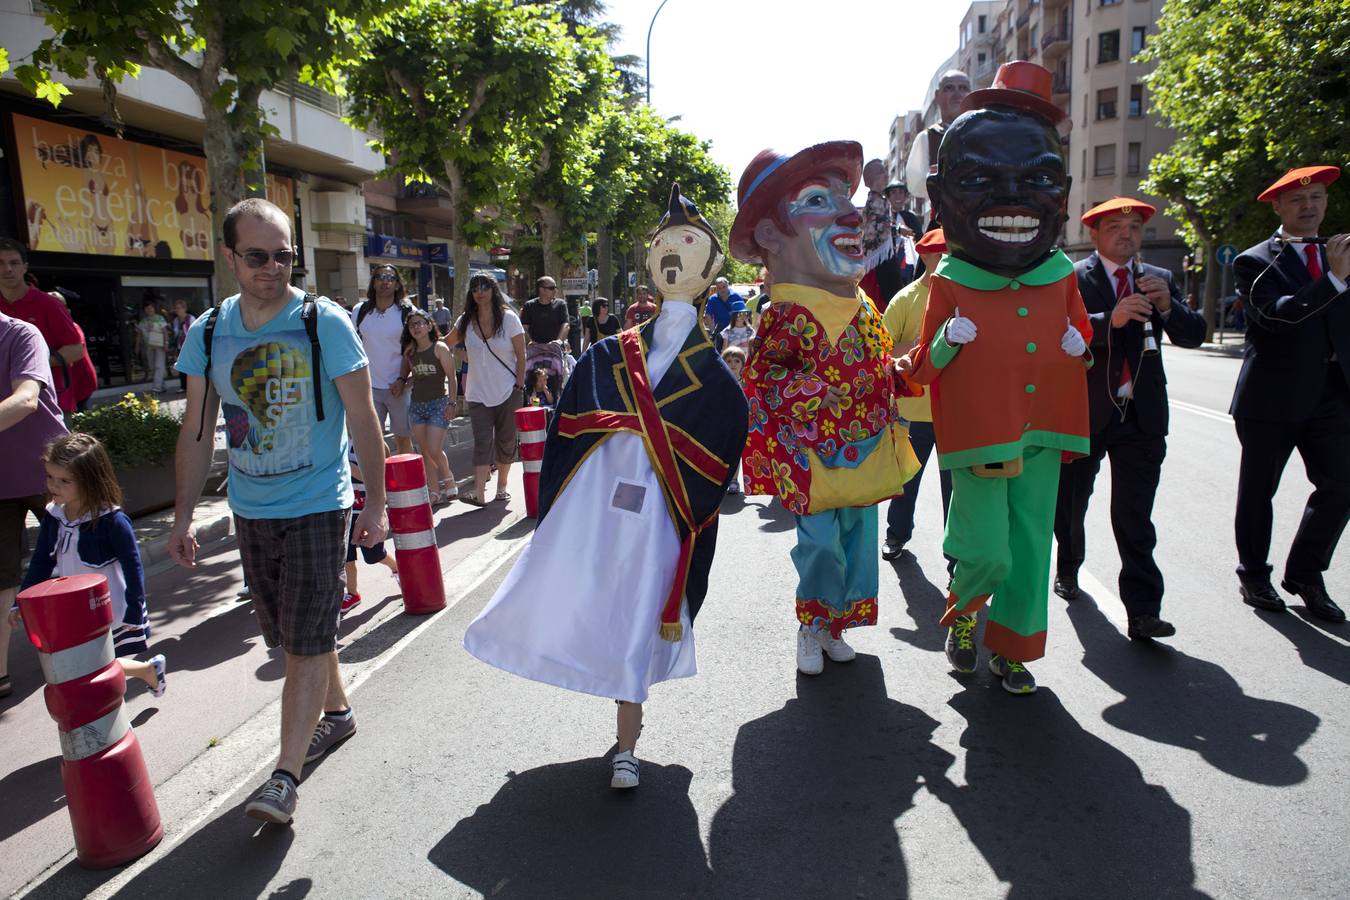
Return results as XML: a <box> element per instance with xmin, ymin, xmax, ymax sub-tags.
<box><xmin>445</xmin><ymin>274</ymin><xmax>526</xmax><ymax>505</ymax></box>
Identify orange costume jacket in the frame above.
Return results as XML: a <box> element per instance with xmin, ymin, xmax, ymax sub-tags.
<box><xmin>909</xmin><ymin>252</ymin><xmax>1092</xmax><ymax>469</ymax></box>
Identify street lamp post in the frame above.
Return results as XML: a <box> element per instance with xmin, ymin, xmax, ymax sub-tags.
<box><xmin>645</xmin><ymin>0</ymin><xmax>672</xmax><ymax>105</ymax></box>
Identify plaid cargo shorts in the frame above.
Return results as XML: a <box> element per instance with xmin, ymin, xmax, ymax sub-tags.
<box><xmin>234</xmin><ymin>508</ymin><xmax>351</xmax><ymax>656</ymax></box>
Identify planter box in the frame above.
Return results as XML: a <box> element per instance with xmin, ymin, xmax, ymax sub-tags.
<box><xmin>118</xmin><ymin>460</ymin><xmax>176</xmax><ymax>518</ymax></box>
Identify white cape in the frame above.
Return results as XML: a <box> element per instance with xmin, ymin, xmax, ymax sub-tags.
<box><xmin>463</xmin><ymin>302</ymin><xmax>699</xmax><ymax>703</ymax></box>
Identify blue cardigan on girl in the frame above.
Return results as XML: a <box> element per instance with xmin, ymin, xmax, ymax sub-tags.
<box><xmin>21</xmin><ymin>503</ymin><xmax>150</xmax><ymax>656</ymax></box>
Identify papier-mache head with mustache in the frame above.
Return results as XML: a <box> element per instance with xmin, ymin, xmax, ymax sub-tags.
<box><xmin>646</xmin><ymin>183</ymin><xmax>724</xmax><ymax>303</ymax></box>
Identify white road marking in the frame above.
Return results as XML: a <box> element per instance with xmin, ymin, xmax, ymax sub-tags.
<box><xmin>18</xmin><ymin>522</ymin><xmax>533</xmax><ymax>900</ymax></box>
<box><xmin>1170</xmin><ymin>398</ymin><xmax>1233</xmax><ymax>425</ymax></box>
<box><xmin>1074</xmin><ymin>567</ymin><xmax>1131</xmax><ymax>631</ymax></box>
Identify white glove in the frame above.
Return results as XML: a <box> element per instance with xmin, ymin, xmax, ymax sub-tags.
<box><xmin>946</xmin><ymin>308</ymin><xmax>977</xmax><ymax>345</ymax></box>
<box><xmin>1061</xmin><ymin>318</ymin><xmax>1086</xmax><ymax>357</ymax></box>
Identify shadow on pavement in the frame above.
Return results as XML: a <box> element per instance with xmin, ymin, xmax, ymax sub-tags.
<box><xmin>706</xmin><ymin>655</ymin><xmax>952</xmax><ymax>898</ymax></box>
<box><xmin>428</xmin><ymin>758</ymin><xmax>711</xmax><ymax>898</ymax></box>
<box><xmin>145</xmin><ymin>600</ymin><xmax>267</xmax><ymax>677</ymax></box>
<box><xmin>1258</xmin><ymin>608</ymin><xmax>1350</xmax><ymax>688</ymax></box>
<box><xmin>434</xmin><ymin>503</ymin><xmax>512</xmax><ymax>548</ymax></box>
<box><xmin>937</xmin><ymin>684</ymin><xmax>1211</xmax><ymax>899</ymax></box>
<box><xmin>340</xmin><ymin>606</ymin><xmax>428</xmax><ymax>665</ymax></box>
<box><xmin>493</xmin><ymin>519</ymin><xmax>535</xmax><ymax>543</ymax></box>
<box><xmin>24</xmin><ymin>797</ymin><xmax>297</xmax><ymax>900</ymax></box>
<box><xmin>889</xmin><ymin>552</ymin><xmax>948</xmax><ymax>653</ymax></box>
<box><xmin>0</xmin><ymin>754</ymin><xmax>65</xmax><ymax>845</ymax></box>
<box><xmin>1067</xmin><ymin>599</ymin><xmax>1317</xmax><ymax>785</ymax></box>
<box><xmin>753</xmin><ymin>497</ymin><xmax>794</xmax><ymax>533</ymax></box>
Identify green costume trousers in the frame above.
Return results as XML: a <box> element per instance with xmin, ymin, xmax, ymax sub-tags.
<box><xmin>939</xmin><ymin>445</ymin><xmax>1061</xmax><ymax>661</ymax></box>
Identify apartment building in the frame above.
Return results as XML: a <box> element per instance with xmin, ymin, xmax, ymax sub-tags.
<box><xmin>901</xmin><ymin>0</ymin><xmax>1183</xmax><ymax>271</ymax></box>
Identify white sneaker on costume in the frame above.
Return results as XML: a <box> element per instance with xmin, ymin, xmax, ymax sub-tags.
<box><xmin>796</xmin><ymin>625</ymin><xmax>824</xmax><ymax>675</ymax></box>
<box><xmin>814</xmin><ymin>629</ymin><xmax>856</xmax><ymax>663</ymax></box>
<box><xmin>611</xmin><ymin>751</ymin><xmax>640</xmax><ymax>789</ymax></box>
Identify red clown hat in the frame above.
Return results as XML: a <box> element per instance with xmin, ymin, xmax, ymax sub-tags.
<box><xmin>962</xmin><ymin>61</ymin><xmax>1067</xmax><ymax>126</ymax></box>
<box><xmin>729</xmin><ymin>141</ymin><xmax>863</xmax><ymax>264</ymax></box>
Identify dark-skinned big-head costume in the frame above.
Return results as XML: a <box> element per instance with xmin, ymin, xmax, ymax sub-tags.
<box><xmin>464</xmin><ymin>185</ymin><xmax>748</xmax><ymax>703</ymax></box>
<box><xmin>733</xmin><ymin>140</ymin><xmax>921</xmax><ymax>638</ymax></box>
<box><xmin>908</xmin><ymin>61</ymin><xmax>1092</xmax><ymax>663</ymax></box>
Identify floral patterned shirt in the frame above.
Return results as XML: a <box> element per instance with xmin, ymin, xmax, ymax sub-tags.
<box><xmin>742</xmin><ymin>283</ymin><xmax>898</xmax><ymax>515</ymax></box>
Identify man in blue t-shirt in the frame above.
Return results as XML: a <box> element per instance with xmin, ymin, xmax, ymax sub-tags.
<box><xmin>169</xmin><ymin>198</ymin><xmax>389</xmax><ymax>826</ymax></box>
<box><xmin>704</xmin><ymin>277</ymin><xmax>744</xmax><ymax>333</ymax></box>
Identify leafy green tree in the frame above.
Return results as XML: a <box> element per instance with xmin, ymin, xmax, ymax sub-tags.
<box><xmin>344</xmin><ymin>0</ymin><xmax>577</xmax><ymax>311</ymax></box>
<box><xmin>14</xmin><ymin>0</ymin><xmax>390</xmax><ymax>295</ymax></box>
<box><xmin>1141</xmin><ymin>0</ymin><xmax>1350</xmax><ymax>335</ymax></box>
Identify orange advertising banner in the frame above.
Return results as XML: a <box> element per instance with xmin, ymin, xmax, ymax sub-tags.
<box><xmin>12</xmin><ymin>113</ymin><xmax>217</xmax><ymax>260</ymax></box>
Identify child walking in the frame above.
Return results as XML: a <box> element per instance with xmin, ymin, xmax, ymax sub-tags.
<box><xmin>718</xmin><ymin>302</ymin><xmax>755</xmax><ymax>355</ymax></box>
<box><xmin>721</xmin><ymin>345</ymin><xmax>748</xmax><ymax>494</ymax></box>
<box><xmin>398</xmin><ymin>308</ymin><xmax>461</xmax><ymax>504</ymax></box>
<box><xmin>343</xmin><ymin>445</ymin><xmax>399</xmax><ymax>615</ymax></box>
<box><xmin>14</xmin><ymin>433</ymin><xmax>166</xmax><ymax>696</ymax></box>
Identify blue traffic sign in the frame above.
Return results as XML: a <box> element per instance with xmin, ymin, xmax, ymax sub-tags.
<box><xmin>1216</xmin><ymin>244</ymin><xmax>1239</xmax><ymax>266</ymax></box>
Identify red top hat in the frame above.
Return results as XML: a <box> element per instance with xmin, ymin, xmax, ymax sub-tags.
<box><xmin>961</xmin><ymin>61</ymin><xmax>1067</xmax><ymax>126</ymax></box>
<box><xmin>915</xmin><ymin>228</ymin><xmax>947</xmax><ymax>255</ymax></box>
<box><xmin>1082</xmin><ymin>197</ymin><xmax>1157</xmax><ymax>228</ymax></box>
<box><xmin>729</xmin><ymin>141</ymin><xmax>863</xmax><ymax>264</ymax></box>
<box><xmin>1256</xmin><ymin>165</ymin><xmax>1340</xmax><ymax>202</ymax></box>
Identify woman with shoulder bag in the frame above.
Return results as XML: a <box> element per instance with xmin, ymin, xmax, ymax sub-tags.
<box><xmin>448</xmin><ymin>275</ymin><xmax>525</xmax><ymax>506</ymax></box>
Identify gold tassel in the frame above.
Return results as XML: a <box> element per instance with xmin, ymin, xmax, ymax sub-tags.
<box><xmin>659</xmin><ymin>622</ymin><xmax>683</xmax><ymax>642</ymax></box>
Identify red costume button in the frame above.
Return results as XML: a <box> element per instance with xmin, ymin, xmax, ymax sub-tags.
<box><xmin>844</xmin><ymin>446</ymin><xmax>859</xmax><ymax>462</ymax></box>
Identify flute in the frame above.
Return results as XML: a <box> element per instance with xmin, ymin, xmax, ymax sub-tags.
<box><xmin>1131</xmin><ymin>256</ymin><xmax>1159</xmax><ymax>356</ymax></box>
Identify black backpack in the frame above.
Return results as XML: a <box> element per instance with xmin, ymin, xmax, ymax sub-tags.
<box><xmin>194</xmin><ymin>293</ymin><xmax>325</xmax><ymax>441</ymax></box>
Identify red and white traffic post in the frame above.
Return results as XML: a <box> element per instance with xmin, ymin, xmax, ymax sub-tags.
<box><xmin>17</xmin><ymin>574</ymin><xmax>163</xmax><ymax>868</ymax></box>
<box><xmin>385</xmin><ymin>453</ymin><xmax>446</xmax><ymax>614</ymax></box>
<box><xmin>516</xmin><ymin>405</ymin><xmax>548</xmax><ymax>518</ymax></box>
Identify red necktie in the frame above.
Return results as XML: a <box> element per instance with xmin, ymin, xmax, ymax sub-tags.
<box><xmin>1114</xmin><ymin>268</ymin><xmax>1132</xmax><ymax>390</ymax></box>
<box><xmin>1306</xmin><ymin>244</ymin><xmax>1323</xmax><ymax>280</ymax></box>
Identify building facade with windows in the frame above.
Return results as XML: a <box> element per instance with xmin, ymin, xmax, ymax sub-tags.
<box><xmin>900</xmin><ymin>0</ymin><xmax>1182</xmax><ymax>271</ymax></box>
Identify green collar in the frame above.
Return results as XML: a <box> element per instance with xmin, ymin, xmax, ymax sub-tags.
<box><xmin>934</xmin><ymin>250</ymin><xmax>1074</xmax><ymax>291</ymax></box>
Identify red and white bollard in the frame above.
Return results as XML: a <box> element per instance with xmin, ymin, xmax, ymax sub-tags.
<box><xmin>385</xmin><ymin>453</ymin><xmax>446</xmax><ymax>614</ymax></box>
<box><xmin>17</xmin><ymin>574</ymin><xmax>163</xmax><ymax>868</ymax></box>
<box><xmin>516</xmin><ymin>404</ymin><xmax>548</xmax><ymax>519</ymax></box>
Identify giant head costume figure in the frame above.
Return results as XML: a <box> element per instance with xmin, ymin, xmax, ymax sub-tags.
<box><xmin>647</xmin><ymin>183</ymin><xmax>724</xmax><ymax>303</ymax></box>
<box><xmin>728</xmin><ymin>141</ymin><xmax>865</xmax><ymax>294</ymax></box>
<box><xmin>928</xmin><ymin>61</ymin><xmax>1070</xmax><ymax>278</ymax></box>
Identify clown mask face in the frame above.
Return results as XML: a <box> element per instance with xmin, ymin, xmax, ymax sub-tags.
<box><xmin>757</xmin><ymin>172</ymin><xmax>865</xmax><ymax>294</ymax></box>
<box><xmin>647</xmin><ymin>223</ymin><xmax>723</xmax><ymax>301</ymax></box>
<box><xmin>930</xmin><ymin>109</ymin><xmax>1068</xmax><ymax>277</ymax></box>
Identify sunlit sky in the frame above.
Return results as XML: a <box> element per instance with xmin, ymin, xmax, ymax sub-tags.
<box><xmin>606</xmin><ymin>0</ymin><xmax>969</xmax><ymax>201</ymax></box>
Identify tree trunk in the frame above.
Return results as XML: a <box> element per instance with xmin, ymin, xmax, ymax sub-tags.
<box><xmin>452</xmin><ymin>238</ymin><xmax>472</xmax><ymax>320</ymax></box>
<box><xmin>597</xmin><ymin>227</ymin><xmax>613</xmax><ymax>301</ymax></box>
<box><xmin>200</xmin><ymin>104</ymin><xmax>250</xmax><ymax>301</ymax></box>
<box><xmin>537</xmin><ymin>204</ymin><xmax>565</xmax><ymax>283</ymax></box>
<box><xmin>1201</xmin><ymin>238</ymin><xmax>1219</xmax><ymax>343</ymax></box>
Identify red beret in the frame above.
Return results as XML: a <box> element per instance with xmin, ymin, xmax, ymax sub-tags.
<box><xmin>915</xmin><ymin>228</ymin><xmax>947</xmax><ymax>255</ymax></box>
<box><xmin>1257</xmin><ymin>166</ymin><xmax>1340</xmax><ymax>202</ymax></box>
<box><xmin>1082</xmin><ymin>197</ymin><xmax>1156</xmax><ymax>228</ymax></box>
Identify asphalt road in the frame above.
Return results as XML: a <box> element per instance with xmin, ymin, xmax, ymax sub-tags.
<box><xmin>10</xmin><ymin>344</ymin><xmax>1350</xmax><ymax>899</ymax></box>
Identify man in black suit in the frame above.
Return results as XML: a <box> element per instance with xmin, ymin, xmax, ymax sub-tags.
<box><xmin>1053</xmin><ymin>198</ymin><xmax>1206</xmax><ymax>639</ymax></box>
<box><xmin>1230</xmin><ymin>165</ymin><xmax>1350</xmax><ymax>622</ymax></box>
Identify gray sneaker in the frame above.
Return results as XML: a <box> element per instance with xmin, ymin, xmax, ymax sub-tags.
<box><xmin>244</xmin><ymin>776</ymin><xmax>297</xmax><ymax>824</ymax></box>
<box><xmin>988</xmin><ymin>654</ymin><xmax>1037</xmax><ymax>695</ymax></box>
<box><xmin>945</xmin><ymin>615</ymin><xmax>978</xmax><ymax>674</ymax></box>
<box><xmin>305</xmin><ymin>712</ymin><xmax>357</xmax><ymax>764</ymax></box>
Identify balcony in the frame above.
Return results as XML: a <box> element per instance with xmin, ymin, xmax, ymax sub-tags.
<box><xmin>395</xmin><ymin>180</ymin><xmax>457</xmax><ymax>226</ymax></box>
<box><xmin>1016</xmin><ymin>7</ymin><xmax>1031</xmax><ymax>30</ymax></box>
<box><xmin>1041</xmin><ymin>23</ymin><xmax>1072</xmax><ymax>58</ymax></box>
<box><xmin>1052</xmin><ymin>73</ymin><xmax>1071</xmax><ymax>100</ymax></box>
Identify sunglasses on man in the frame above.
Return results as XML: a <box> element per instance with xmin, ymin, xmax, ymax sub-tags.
<box><xmin>232</xmin><ymin>248</ymin><xmax>296</xmax><ymax>268</ymax></box>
